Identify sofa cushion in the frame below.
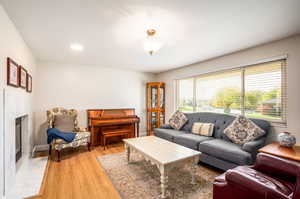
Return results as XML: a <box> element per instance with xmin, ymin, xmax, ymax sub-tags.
<box><xmin>153</xmin><ymin>128</ymin><xmax>185</xmax><ymax>142</ymax></box>
<box><xmin>169</xmin><ymin>111</ymin><xmax>188</xmax><ymax>130</ymax></box>
<box><xmin>159</xmin><ymin>124</ymin><xmax>172</xmax><ymax>129</ymax></box>
<box><xmin>249</xmin><ymin>118</ymin><xmax>270</xmax><ymax>135</ymax></box>
<box><xmin>181</xmin><ymin>112</ymin><xmax>236</xmax><ymax>139</ymax></box>
<box><xmin>173</xmin><ymin>133</ymin><xmax>213</xmax><ymax>150</ymax></box>
<box><xmin>224</xmin><ymin>115</ymin><xmax>266</xmax><ymax>145</ymax></box>
<box><xmin>199</xmin><ymin>139</ymin><xmax>253</xmax><ymax>165</ymax></box>
<box><xmin>180</xmin><ymin>112</ymin><xmax>270</xmax><ymax>141</ymax></box>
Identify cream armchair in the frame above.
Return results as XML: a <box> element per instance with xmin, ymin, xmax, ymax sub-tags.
<box><xmin>47</xmin><ymin>107</ymin><xmax>91</xmax><ymax>161</ymax></box>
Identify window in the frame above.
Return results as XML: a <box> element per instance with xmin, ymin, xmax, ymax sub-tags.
<box><xmin>176</xmin><ymin>59</ymin><xmax>287</xmax><ymax>124</ymax></box>
<box><xmin>196</xmin><ymin>70</ymin><xmax>242</xmax><ymax>115</ymax></box>
<box><xmin>244</xmin><ymin>61</ymin><xmax>284</xmax><ymax>121</ymax></box>
<box><xmin>177</xmin><ymin>78</ymin><xmax>194</xmax><ymax>112</ymax></box>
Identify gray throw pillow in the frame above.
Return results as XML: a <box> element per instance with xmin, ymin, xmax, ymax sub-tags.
<box><xmin>168</xmin><ymin>111</ymin><xmax>188</xmax><ymax>130</ymax></box>
<box><xmin>223</xmin><ymin>115</ymin><xmax>265</xmax><ymax>145</ymax></box>
<box><xmin>54</xmin><ymin>115</ymin><xmax>75</xmax><ymax>132</ymax></box>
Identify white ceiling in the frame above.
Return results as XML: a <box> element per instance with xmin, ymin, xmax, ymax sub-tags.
<box><xmin>1</xmin><ymin>0</ymin><xmax>300</xmax><ymax>73</ymax></box>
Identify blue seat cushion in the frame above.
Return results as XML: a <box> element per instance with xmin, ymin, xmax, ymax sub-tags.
<box><xmin>199</xmin><ymin>139</ymin><xmax>253</xmax><ymax>165</ymax></box>
<box><xmin>153</xmin><ymin>128</ymin><xmax>185</xmax><ymax>142</ymax></box>
<box><xmin>173</xmin><ymin>133</ymin><xmax>213</xmax><ymax>150</ymax></box>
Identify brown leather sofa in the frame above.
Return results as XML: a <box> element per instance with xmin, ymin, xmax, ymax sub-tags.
<box><xmin>213</xmin><ymin>153</ymin><xmax>300</xmax><ymax>199</ymax></box>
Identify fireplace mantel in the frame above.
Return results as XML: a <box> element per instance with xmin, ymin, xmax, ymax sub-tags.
<box><xmin>3</xmin><ymin>89</ymin><xmax>32</xmax><ymax>195</ymax></box>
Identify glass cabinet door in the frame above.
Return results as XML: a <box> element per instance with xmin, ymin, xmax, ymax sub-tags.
<box><xmin>159</xmin><ymin>112</ymin><xmax>165</xmax><ymax>125</ymax></box>
<box><xmin>151</xmin><ymin>85</ymin><xmax>158</xmax><ymax>108</ymax></box>
<box><xmin>146</xmin><ymin>82</ymin><xmax>165</xmax><ymax>134</ymax></box>
<box><xmin>160</xmin><ymin>86</ymin><xmax>165</xmax><ymax>108</ymax></box>
<box><xmin>151</xmin><ymin>112</ymin><xmax>157</xmax><ymax>130</ymax></box>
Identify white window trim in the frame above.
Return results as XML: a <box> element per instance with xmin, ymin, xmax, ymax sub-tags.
<box><xmin>174</xmin><ymin>55</ymin><xmax>287</xmax><ymax>81</ymax></box>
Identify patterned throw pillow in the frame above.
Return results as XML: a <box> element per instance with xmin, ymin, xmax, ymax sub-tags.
<box><xmin>192</xmin><ymin>122</ymin><xmax>214</xmax><ymax>137</ymax></box>
<box><xmin>224</xmin><ymin>115</ymin><xmax>265</xmax><ymax>145</ymax></box>
<box><xmin>169</xmin><ymin>111</ymin><xmax>188</xmax><ymax>130</ymax></box>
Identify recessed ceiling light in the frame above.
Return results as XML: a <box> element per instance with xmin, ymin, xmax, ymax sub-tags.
<box><xmin>70</xmin><ymin>43</ymin><xmax>84</xmax><ymax>51</ymax></box>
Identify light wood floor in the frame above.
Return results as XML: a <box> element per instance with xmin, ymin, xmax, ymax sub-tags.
<box><xmin>32</xmin><ymin>143</ymin><xmax>124</xmax><ymax>199</ymax></box>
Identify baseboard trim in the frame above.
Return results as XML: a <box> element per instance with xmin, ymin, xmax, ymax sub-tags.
<box><xmin>34</xmin><ymin>145</ymin><xmax>49</xmax><ymax>152</ymax></box>
<box><xmin>32</xmin><ymin>145</ymin><xmax>49</xmax><ymax>157</ymax></box>
<box><xmin>23</xmin><ymin>194</ymin><xmax>42</xmax><ymax>199</ymax></box>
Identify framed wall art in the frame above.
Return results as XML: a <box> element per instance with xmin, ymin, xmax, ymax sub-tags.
<box><xmin>7</xmin><ymin>57</ymin><xmax>19</xmax><ymax>87</ymax></box>
<box><xmin>19</xmin><ymin>66</ymin><xmax>27</xmax><ymax>89</ymax></box>
<box><xmin>26</xmin><ymin>73</ymin><xmax>32</xmax><ymax>93</ymax></box>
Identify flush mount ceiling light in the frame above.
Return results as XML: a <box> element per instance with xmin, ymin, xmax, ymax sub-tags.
<box><xmin>70</xmin><ymin>43</ymin><xmax>84</xmax><ymax>51</ymax></box>
<box><xmin>143</xmin><ymin>29</ymin><xmax>163</xmax><ymax>55</ymax></box>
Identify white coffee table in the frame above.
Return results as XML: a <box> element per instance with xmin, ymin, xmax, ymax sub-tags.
<box><xmin>123</xmin><ymin>136</ymin><xmax>201</xmax><ymax>198</ymax></box>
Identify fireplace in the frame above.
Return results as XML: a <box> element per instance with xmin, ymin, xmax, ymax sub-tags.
<box><xmin>15</xmin><ymin>117</ymin><xmax>22</xmax><ymax>162</ymax></box>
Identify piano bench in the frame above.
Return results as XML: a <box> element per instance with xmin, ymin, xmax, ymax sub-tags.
<box><xmin>102</xmin><ymin>129</ymin><xmax>131</xmax><ymax>150</ymax></box>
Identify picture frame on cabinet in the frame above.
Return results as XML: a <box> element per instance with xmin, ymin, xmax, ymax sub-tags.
<box><xmin>26</xmin><ymin>73</ymin><xmax>32</xmax><ymax>93</ymax></box>
<box><xmin>7</xmin><ymin>57</ymin><xmax>19</xmax><ymax>87</ymax></box>
<box><xmin>19</xmin><ymin>66</ymin><xmax>27</xmax><ymax>89</ymax></box>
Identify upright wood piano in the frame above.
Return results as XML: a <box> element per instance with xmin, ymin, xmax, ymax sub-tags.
<box><xmin>87</xmin><ymin>109</ymin><xmax>140</xmax><ymax>146</ymax></box>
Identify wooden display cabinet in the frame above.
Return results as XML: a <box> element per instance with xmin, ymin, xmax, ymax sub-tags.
<box><xmin>146</xmin><ymin>82</ymin><xmax>165</xmax><ymax>135</ymax></box>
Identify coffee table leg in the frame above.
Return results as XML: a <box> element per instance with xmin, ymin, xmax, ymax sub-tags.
<box><xmin>191</xmin><ymin>156</ymin><xmax>199</xmax><ymax>185</ymax></box>
<box><xmin>125</xmin><ymin>144</ymin><xmax>130</xmax><ymax>163</ymax></box>
<box><xmin>159</xmin><ymin>165</ymin><xmax>168</xmax><ymax>199</ymax></box>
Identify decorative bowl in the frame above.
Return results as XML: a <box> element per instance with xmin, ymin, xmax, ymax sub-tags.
<box><xmin>278</xmin><ymin>132</ymin><xmax>296</xmax><ymax>147</ymax></box>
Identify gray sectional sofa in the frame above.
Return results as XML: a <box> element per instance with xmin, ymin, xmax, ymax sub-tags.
<box><xmin>153</xmin><ymin>112</ymin><xmax>270</xmax><ymax>170</ymax></box>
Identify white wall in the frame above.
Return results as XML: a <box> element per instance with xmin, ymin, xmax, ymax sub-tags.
<box><xmin>0</xmin><ymin>90</ymin><xmax>3</xmax><ymax>199</ymax></box>
<box><xmin>34</xmin><ymin>62</ymin><xmax>155</xmax><ymax>145</ymax></box>
<box><xmin>0</xmin><ymin>5</ymin><xmax>36</xmax><ymax>197</ymax></box>
<box><xmin>156</xmin><ymin>34</ymin><xmax>300</xmax><ymax>144</ymax></box>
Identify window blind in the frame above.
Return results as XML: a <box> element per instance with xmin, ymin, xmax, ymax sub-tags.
<box><xmin>195</xmin><ymin>70</ymin><xmax>242</xmax><ymax>115</ymax></box>
<box><xmin>176</xmin><ymin>59</ymin><xmax>287</xmax><ymax>123</ymax></box>
<box><xmin>244</xmin><ymin>60</ymin><xmax>286</xmax><ymax>122</ymax></box>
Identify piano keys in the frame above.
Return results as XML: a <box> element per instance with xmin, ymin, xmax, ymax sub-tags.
<box><xmin>87</xmin><ymin>109</ymin><xmax>140</xmax><ymax>146</ymax></box>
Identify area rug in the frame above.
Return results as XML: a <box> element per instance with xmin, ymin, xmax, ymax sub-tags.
<box><xmin>97</xmin><ymin>152</ymin><xmax>221</xmax><ymax>199</ymax></box>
